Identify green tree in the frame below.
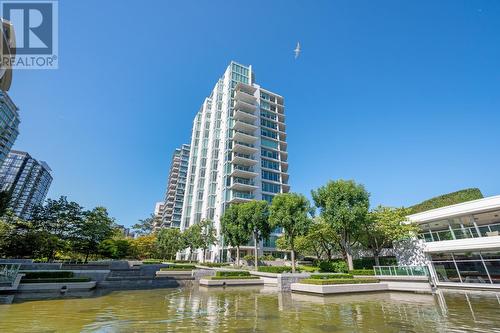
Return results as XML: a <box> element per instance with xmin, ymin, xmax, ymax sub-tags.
<box><xmin>221</xmin><ymin>204</ymin><xmax>250</xmax><ymax>266</ymax></box>
<box><xmin>156</xmin><ymin>228</ymin><xmax>184</xmax><ymax>260</ymax></box>
<box><xmin>72</xmin><ymin>207</ymin><xmax>115</xmax><ymax>262</ymax></box>
<box><xmin>0</xmin><ymin>211</ymin><xmax>43</xmax><ymax>258</ymax></box>
<box><xmin>238</xmin><ymin>201</ymin><xmax>271</xmax><ymax>270</ymax></box>
<box><xmin>360</xmin><ymin>206</ymin><xmax>418</xmax><ymax>266</ymax></box>
<box><xmin>30</xmin><ymin>196</ymin><xmax>85</xmax><ymax>261</ymax></box>
<box><xmin>312</xmin><ymin>179</ymin><xmax>370</xmax><ymax>270</ymax></box>
<box><xmin>293</xmin><ymin>217</ymin><xmax>339</xmax><ymax>260</ymax></box>
<box><xmin>0</xmin><ymin>190</ymin><xmax>11</xmax><ymax>216</ymax></box>
<box><xmin>132</xmin><ymin>214</ymin><xmax>155</xmax><ymax>236</ymax></box>
<box><xmin>132</xmin><ymin>234</ymin><xmax>158</xmax><ymax>259</ymax></box>
<box><xmin>199</xmin><ymin>219</ymin><xmax>217</xmax><ymax>263</ymax></box>
<box><xmin>269</xmin><ymin>193</ymin><xmax>312</xmax><ymax>272</ymax></box>
<box><xmin>182</xmin><ymin>223</ymin><xmax>203</xmax><ymax>262</ymax></box>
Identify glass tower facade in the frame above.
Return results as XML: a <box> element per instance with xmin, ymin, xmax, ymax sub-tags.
<box><xmin>160</xmin><ymin>144</ymin><xmax>190</xmax><ymax>228</ymax></box>
<box><xmin>0</xmin><ymin>91</ymin><xmax>19</xmax><ymax>167</ymax></box>
<box><xmin>0</xmin><ymin>150</ymin><xmax>53</xmax><ymax>219</ymax></box>
<box><xmin>180</xmin><ymin>62</ymin><xmax>289</xmax><ymax>262</ymax></box>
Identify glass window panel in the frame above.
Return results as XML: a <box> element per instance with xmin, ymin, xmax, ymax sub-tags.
<box><xmin>484</xmin><ymin>261</ymin><xmax>500</xmax><ymax>284</ymax></box>
<box><xmin>453</xmin><ymin>252</ymin><xmax>482</xmax><ymax>261</ymax></box>
<box><xmin>433</xmin><ymin>262</ymin><xmax>461</xmax><ymax>283</ymax></box>
<box><xmin>455</xmin><ymin>260</ymin><xmax>490</xmax><ymax>283</ymax></box>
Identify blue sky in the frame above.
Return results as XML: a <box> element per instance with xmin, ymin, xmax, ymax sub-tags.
<box><xmin>9</xmin><ymin>0</ymin><xmax>500</xmax><ymax>227</ymax></box>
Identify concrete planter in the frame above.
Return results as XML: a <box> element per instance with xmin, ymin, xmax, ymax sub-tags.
<box><xmin>199</xmin><ymin>278</ymin><xmax>264</xmax><ymax>287</ymax></box>
<box><xmin>291</xmin><ymin>282</ymin><xmax>388</xmax><ymax>295</ymax></box>
<box><xmin>18</xmin><ymin>281</ymin><xmax>97</xmax><ymax>292</ymax></box>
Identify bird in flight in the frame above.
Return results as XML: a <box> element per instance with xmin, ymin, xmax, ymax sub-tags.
<box><xmin>294</xmin><ymin>42</ymin><xmax>301</xmax><ymax>59</ymax></box>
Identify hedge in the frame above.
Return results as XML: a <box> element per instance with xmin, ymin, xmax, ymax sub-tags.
<box><xmin>309</xmin><ymin>273</ymin><xmax>353</xmax><ymax>279</ymax></box>
<box><xmin>21</xmin><ymin>277</ymin><xmax>91</xmax><ymax>284</ymax></box>
<box><xmin>300</xmin><ymin>278</ymin><xmax>379</xmax><ymax>285</ymax></box>
<box><xmin>318</xmin><ymin>261</ymin><xmax>348</xmax><ymax>273</ymax></box>
<box><xmin>409</xmin><ymin>188</ymin><xmax>483</xmax><ymax>214</ymax></box>
<box><xmin>200</xmin><ymin>263</ymin><xmax>230</xmax><ymax>268</ymax></box>
<box><xmin>22</xmin><ymin>271</ymin><xmax>74</xmax><ymax>279</ymax></box>
<box><xmin>142</xmin><ymin>260</ymin><xmax>162</xmax><ymax>264</ymax></box>
<box><xmin>160</xmin><ymin>267</ymin><xmax>194</xmax><ymax>271</ymax></box>
<box><xmin>257</xmin><ymin>266</ymin><xmax>292</xmax><ymax>273</ymax></box>
<box><xmin>349</xmin><ymin>269</ymin><xmax>375</xmax><ymax>276</ymax></box>
<box><xmin>167</xmin><ymin>264</ymin><xmax>196</xmax><ymax>269</ymax></box>
<box><xmin>209</xmin><ymin>276</ymin><xmax>260</xmax><ymax>280</ymax></box>
<box><xmin>215</xmin><ymin>271</ymin><xmax>250</xmax><ymax>277</ymax></box>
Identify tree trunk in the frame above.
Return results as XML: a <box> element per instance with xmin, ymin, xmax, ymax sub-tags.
<box><xmin>236</xmin><ymin>246</ymin><xmax>240</xmax><ymax>266</ymax></box>
<box><xmin>346</xmin><ymin>247</ymin><xmax>354</xmax><ymax>271</ymax></box>
<box><xmin>254</xmin><ymin>231</ymin><xmax>259</xmax><ymax>271</ymax></box>
<box><xmin>291</xmin><ymin>248</ymin><xmax>296</xmax><ymax>273</ymax></box>
<box><xmin>374</xmin><ymin>249</ymin><xmax>380</xmax><ymax>267</ymax></box>
<box><xmin>202</xmin><ymin>248</ymin><xmax>206</xmax><ymax>263</ymax></box>
<box><xmin>84</xmin><ymin>250</ymin><xmax>90</xmax><ymax>264</ymax></box>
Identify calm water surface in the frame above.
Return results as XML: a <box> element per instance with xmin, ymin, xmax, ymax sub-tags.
<box><xmin>0</xmin><ymin>286</ymin><xmax>499</xmax><ymax>332</ymax></box>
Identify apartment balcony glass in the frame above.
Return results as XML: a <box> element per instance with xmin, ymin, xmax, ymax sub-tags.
<box><xmin>234</xmin><ymin>108</ymin><xmax>257</xmax><ymax>123</ymax></box>
<box><xmin>233</xmin><ymin>130</ymin><xmax>257</xmax><ymax>144</ymax></box>
<box><xmin>232</xmin><ymin>120</ymin><xmax>257</xmax><ymax>133</ymax></box>
<box><xmin>231</xmin><ymin>152</ymin><xmax>257</xmax><ymax>166</ymax></box>
<box><xmin>229</xmin><ymin>190</ymin><xmax>254</xmax><ymax>203</ymax></box>
<box><xmin>419</xmin><ymin>222</ymin><xmax>500</xmax><ymax>242</ymax></box>
<box><xmin>235</xmin><ymin>90</ymin><xmax>257</xmax><ymax>104</ymax></box>
<box><xmin>229</xmin><ymin>177</ymin><xmax>257</xmax><ymax>191</ymax></box>
<box><xmin>233</xmin><ymin>141</ymin><xmax>258</xmax><ymax>155</ymax></box>
<box><xmin>230</xmin><ymin>164</ymin><xmax>257</xmax><ymax>178</ymax></box>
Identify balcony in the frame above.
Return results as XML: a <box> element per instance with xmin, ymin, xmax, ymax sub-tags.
<box><xmin>235</xmin><ymin>90</ymin><xmax>257</xmax><ymax>104</ymax></box>
<box><xmin>233</xmin><ymin>141</ymin><xmax>258</xmax><ymax>155</ymax></box>
<box><xmin>419</xmin><ymin>222</ymin><xmax>500</xmax><ymax>243</ymax></box>
<box><xmin>229</xmin><ymin>190</ymin><xmax>255</xmax><ymax>203</ymax></box>
<box><xmin>229</xmin><ymin>177</ymin><xmax>257</xmax><ymax>191</ymax></box>
<box><xmin>231</xmin><ymin>152</ymin><xmax>257</xmax><ymax>166</ymax></box>
<box><xmin>230</xmin><ymin>164</ymin><xmax>257</xmax><ymax>178</ymax></box>
<box><xmin>235</xmin><ymin>82</ymin><xmax>257</xmax><ymax>95</ymax></box>
<box><xmin>234</xmin><ymin>100</ymin><xmax>256</xmax><ymax>114</ymax></box>
<box><xmin>234</xmin><ymin>108</ymin><xmax>257</xmax><ymax>123</ymax></box>
<box><xmin>232</xmin><ymin>120</ymin><xmax>257</xmax><ymax>133</ymax></box>
<box><xmin>233</xmin><ymin>130</ymin><xmax>257</xmax><ymax>144</ymax></box>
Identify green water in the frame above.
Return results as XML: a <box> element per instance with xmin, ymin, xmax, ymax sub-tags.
<box><xmin>0</xmin><ymin>286</ymin><xmax>499</xmax><ymax>332</ymax></box>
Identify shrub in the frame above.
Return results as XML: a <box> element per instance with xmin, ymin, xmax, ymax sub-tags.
<box><xmin>215</xmin><ymin>271</ymin><xmax>250</xmax><ymax>277</ymax></box>
<box><xmin>142</xmin><ymin>260</ymin><xmax>162</xmax><ymax>264</ymax></box>
<box><xmin>353</xmin><ymin>257</ymin><xmax>397</xmax><ymax>269</ymax></box>
<box><xmin>309</xmin><ymin>273</ymin><xmax>353</xmax><ymax>279</ymax></box>
<box><xmin>300</xmin><ymin>278</ymin><xmax>379</xmax><ymax>285</ymax></box>
<box><xmin>298</xmin><ymin>265</ymin><xmax>320</xmax><ymax>273</ymax></box>
<box><xmin>22</xmin><ymin>271</ymin><xmax>74</xmax><ymax>279</ymax></box>
<box><xmin>244</xmin><ymin>254</ymin><xmax>275</xmax><ymax>261</ymax></box>
<box><xmin>257</xmin><ymin>266</ymin><xmax>292</xmax><ymax>273</ymax></box>
<box><xmin>349</xmin><ymin>269</ymin><xmax>374</xmax><ymax>276</ymax></box>
<box><xmin>199</xmin><ymin>263</ymin><xmax>230</xmax><ymax>268</ymax></box>
<box><xmin>209</xmin><ymin>276</ymin><xmax>260</xmax><ymax>280</ymax></box>
<box><xmin>409</xmin><ymin>188</ymin><xmax>483</xmax><ymax>214</ymax></box>
<box><xmin>243</xmin><ymin>255</ymin><xmax>255</xmax><ymax>261</ymax></box>
<box><xmin>163</xmin><ymin>264</ymin><xmax>196</xmax><ymax>270</ymax></box>
<box><xmin>160</xmin><ymin>267</ymin><xmax>194</xmax><ymax>271</ymax></box>
<box><xmin>21</xmin><ymin>277</ymin><xmax>91</xmax><ymax>284</ymax></box>
<box><xmin>174</xmin><ymin>260</ymin><xmax>198</xmax><ymax>264</ymax></box>
<box><xmin>318</xmin><ymin>261</ymin><xmax>348</xmax><ymax>273</ymax></box>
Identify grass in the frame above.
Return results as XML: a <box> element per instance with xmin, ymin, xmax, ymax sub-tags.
<box><xmin>160</xmin><ymin>267</ymin><xmax>194</xmax><ymax>271</ymax></box>
<box><xmin>198</xmin><ymin>263</ymin><xmax>230</xmax><ymax>268</ymax></box>
<box><xmin>257</xmin><ymin>266</ymin><xmax>292</xmax><ymax>273</ymax></box>
<box><xmin>298</xmin><ymin>265</ymin><xmax>320</xmax><ymax>273</ymax></box>
<box><xmin>21</xmin><ymin>277</ymin><xmax>91</xmax><ymax>284</ymax></box>
<box><xmin>349</xmin><ymin>269</ymin><xmax>375</xmax><ymax>276</ymax></box>
<box><xmin>22</xmin><ymin>271</ymin><xmax>74</xmax><ymax>279</ymax></box>
<box><xmin>299</xmin><ymin>278</ymin><xmax>379</xmax><ymax>285</ymax></box>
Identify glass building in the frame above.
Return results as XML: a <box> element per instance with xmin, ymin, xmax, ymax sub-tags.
<box><xmin>407</xmin><ymin>196</ymin><xmax>500</xmax><ymax>288</ymax></box>
<box><xmin>159</xmin><ymin>144</ymin><xmax>190</xmax><ymax>229</ymax></box>
<box><xmin>0</xmin><ymin>150</ymin><xmax>53</xmax><ymax>219</ymax></box>
<box><xmin>0</xmin><ymin>91</ymin><xmax>19</xmax><ymax>167</ymax></box>
<box><xmin>180</xmin><ymin>62</ymin><xmax>290</xmax><ymax>262</ymax></box>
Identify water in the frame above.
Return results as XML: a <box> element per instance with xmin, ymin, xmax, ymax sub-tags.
<box><xmin>0</xmin><ymin>286</ymin><xmax>499</xmax><ymax>332</ymax></box>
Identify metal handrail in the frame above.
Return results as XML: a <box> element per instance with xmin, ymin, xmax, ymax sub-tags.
<box><xmin>373</xmin><ymin>265</ymin><xmax>429</xmax><ymax>277</ymax></box>
<box><xmin>0</xmin><ymin>263</ymin><xmax>21</xmax><ymax>284</ymax></box>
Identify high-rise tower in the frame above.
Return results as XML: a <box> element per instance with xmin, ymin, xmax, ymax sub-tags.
<box><xmin>180</xmin><ymin>62</ymin><xmax>289</xmax><ymax>262</ymax></box>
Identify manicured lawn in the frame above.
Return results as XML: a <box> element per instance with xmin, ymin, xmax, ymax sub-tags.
<box><xmin>299</xmin><ymin>278</ymin><xmax>379</xmax><ymax>285</ymax></box>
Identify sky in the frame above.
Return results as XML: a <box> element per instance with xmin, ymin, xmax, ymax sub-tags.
<box><xmin>9</xmin><ymin>0</ymin><xmax>500</xmax><ymax>227</ymax></box>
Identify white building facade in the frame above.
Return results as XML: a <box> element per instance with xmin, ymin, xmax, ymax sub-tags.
<box><xmin>407</xmin><ymin>196</ymin><xmax>500</xmax><ymax>289</ymax></box>
<box><xmin>180</xmin><ymin>62</ymin><xmax>289</xmax><ymax>262</ymax></box>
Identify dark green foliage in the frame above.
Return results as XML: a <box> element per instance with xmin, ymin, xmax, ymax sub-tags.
<box><xmin>300</xmin><ymin>278</ymin><xmax>379</xmax><ymax>285</ymax></box>
<box><xmin>160</xmin><ymin>267</ymin><xmax>194</xmax><ymax>271</ymax></box>
<box><xmin>257</xmin><ymin>266</ymin><xmax>293</xmax><ymax>273</ymax></box>
<box><xmin>22</xmin><ymin>271</ymin><xmax>74</xmax><ymax>279</ymax></box>
<box><xmin>142</xmin><ymin>260</ymin><xmax>162</xmax><ymax>264</ymax></box>
<box><xmin>209</xmin><ymin>276</ymin><xmax>260</xmax><ymax>280</ymax></box>
<box><xmin>349</xmin><ymin>269</ymin><xmax>375</xmax><ymax>276</ymax></box>
<box><xmin>21</xmin><ymin>277</ymin><xmax>91</xmax><ymax>283</ymax></box>
<box><xmin>318</xmin><ymin>260</ymin><xmax>348</xmax><ymax>273</ymax></box>
<box><xmin>352</xmin><ymin>257</ymin><xmax>397</xmax><ymax>269</ymax></box>
<box><xmin>200</xmin><ymin>263</ymin><xmax>230</xmax><ymax>268</ymax></box>
<box><xmin>0</xmin><ymin>190</ymin><xmax>12</xmax><ymax>216</ymax></box>
<box><xmin>309</xmin><ymin>273</ymin><xmax>353</xmax><ymax>279</ymax></box>
<box><xmin>409</xmin><ymin>188</ymin><xmax>483</xmax><ymax>214</ymax></box>
<box><xmin>215</xmin><ymin>271</ymin><xmax>250</xmax><ymax>277</ymax></box>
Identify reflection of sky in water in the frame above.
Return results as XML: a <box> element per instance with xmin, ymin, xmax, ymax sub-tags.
<box><xmin>0</xmin><ymin>287</ymin><xmax>499</xmax><ymax>333</ymax></box>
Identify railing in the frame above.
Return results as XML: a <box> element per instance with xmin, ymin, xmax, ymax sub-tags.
<box><xmin>419</xmin><ymin>222</ymin><xmax>500</xmax><ymax>242</ymax></box>
<box><xmin>0</xmin><ymin>264</ymin><xmax>21</xmax><ymax>284</ymax></box>
<box><xmin>234</xmin><ymin>141</ymin><xmax>255</xmax><ymax>148</ymax></box>
<box><xmin>373</xmin><ymin>265</ymin><xmax>429</xmax><ymax>277</ymax></box>
<box><xmin>233</xmin><ymin>165</ymin><xmax>255</xmax><ymax>172</ymax></box>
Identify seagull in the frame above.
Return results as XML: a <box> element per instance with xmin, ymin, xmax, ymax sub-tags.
<box><xmin>294</xmin><ymin>42</ymin><xmax>301</xmax><ymax>59</ymax></box>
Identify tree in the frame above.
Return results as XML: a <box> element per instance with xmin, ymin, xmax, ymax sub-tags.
<box><xmin>132</xmin><ymin>214</ymin><xmax>155</xmax><ymax>236</ymax></box>
<box><xmin>0</xmin><ymin>190</ymin><xmax>11</xmax><ymax>216</ymax></box>
<box><xmin>312</xmin><ymin>179</ymin><xmax>370</xmax><ymax>270</ymax></box>
<box><xmin>199</xmin><ymin>219</ymin><xmax>217</xmax><ymax>263</ymax></box>
<box><xmin>132</xmin><ymin>234</ymin><xmax>158</xmax><ymax>259</ymax></box>
<box><xmin>238</xmin><ymin>201</ymin><xmax>271</xmax><ymax>271</ymax></box>
<box><xmin>293</xmin><ymin>217</ymin><xmax>339</xmax><ymax>260</ymax></box>
<box><xmin>0</xmin><ymin>210</ymin><xmax>43</xmax><ymax>258</ymax></box>
<box><xmin>360</xmin><ymin>206</ymin><xmax>418</xmax><ymax>266</ymax></box>
<box><xmin>269</xmin><ymin>193</ymin><xmax>312</xmax><ymax>272</ymax></box>
<box><xmin>72</xmin><ymin>207</ymin><xmax>115</xmax><ymax>263</ymax></box>
<box><xmin>157</xmin><ymin>228</ymin><xmax>184</xmax><ymax>260</ymax></box>
<box><xmin>30</xmin><ymin>196</ymin><xmax>85</xmax><ymax>261</ymax></box>
<box><xmin>182</xmin><ymin>223</ymin><xmax>203</xmax><ymax>262</ymax></box>
<box><xmin>221</xmin><ymin>204</ymin><xmax>250</xmax><ymax>266</ymax></box>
